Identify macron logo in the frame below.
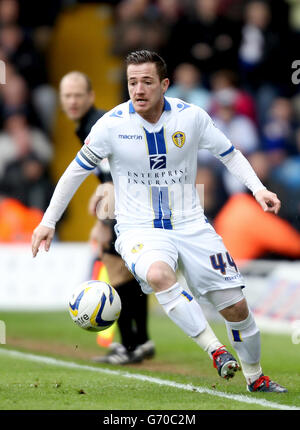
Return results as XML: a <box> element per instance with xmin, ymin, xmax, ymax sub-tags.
<box><xmin>118</xmin><ymin>134</ymin><xmax>143</xmax><ymax>140</ymax></box>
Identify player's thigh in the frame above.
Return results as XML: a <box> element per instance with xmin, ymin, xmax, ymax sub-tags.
<box><xmin>177</xmin><ymin>224</ymin><xmax>244</xmax><ymax>295</ymax></box>
<box><xmin>115</xmin><ymin>229</ymin><xmax>178</xmax><ymax>293</ymax></box>
<box><xmin>204</xmin><ymin>287</ymin><xmax>245</xmax><ymax>312</ymax></box>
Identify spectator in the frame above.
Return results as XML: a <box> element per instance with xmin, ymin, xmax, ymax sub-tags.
<box><xmin>0</xmin><ymin>0</ymin><xmax>19</xmax><ymax>26</ymax></box>
<box><xmin>113</xmin><ymin>0</ymin><xmax>168</xmax><ymax>57</ymax></box>
<box><xmin>0</xmin><ymin>113</ymin><xmax>54</xmax><ymax>211</ymax></box>
<box><xmin>268</xmin><ymin>127</ymin><xmax>300</xmax><ymax>231</ymax></box>
<box><xmin>166</xmin><ymin>0</ymin><xmax>241</xmax><ymax>83</ymax></box>
<box><xmin>166</xmin><ymin>62</ymin><xmax>212</xmax><ymax>110</ymax></box>
<box><xmin>114</xmin><ymin>0</ymin><xmax>149</xmax><ymax>22</ymax></box>
<box><xmin>0</xmin><ymin>23</ymin><xmax>47</xmax><ymax>92</ymax></box>
<box><xmin>0</xmin><ymin>152</ymin><xmax>54</xmax><ymax>212</ymax></box>
<box><xmin>261</xmin><ymin>97</ymin><xmax>295</xmax><ymax>167</ymax></box>
<box><xmin>0</xmin><ymin>71</ymin><xmax>40</xmax><ymax>128</ymax></box>
<box><xmin>113</xmin><ymin>1</ymin><xmax>169</xmax><ymax>100</ymax></box>
<box><xmin>212</xmin><ymin>88</ymin><xmax>259</xmax><ymax>156</ymax></box>
<box><xmin>209</xmin><ymin>88</ymin><xmax>260</xmax><ymax>196</ymax></box>
<box><xmin>209</xmin><ymin>69</ymin><xmax>256</xmax><ymax>123</ymax></box>
<box><xmin>16</xmin><ymin>0</ymin><xmax>62</xmax><ymax>52</ymax></box>
<box><xmin>237</xmin><ymin>0</ymin><xmax>288</xmax><ymax>125</ymax></box>
<box><xmin>0</xmin><ymin>21</ymin><xmax>57</xmax><ymax>134</ymax></box>
<box><xmin>155</xmin><ymin>0</ymin><xmax>183</xmax><ymax>26</ymax></box>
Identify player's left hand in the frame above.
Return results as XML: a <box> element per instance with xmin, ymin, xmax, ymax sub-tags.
<box><xmin>254</xmin><ymin>189</ymin><xmax>281</xmax><ymax>215</ymax></box>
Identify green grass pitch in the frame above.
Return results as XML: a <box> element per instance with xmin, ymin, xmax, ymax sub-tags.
<box><xmin>0</xmin><ymin>308</ymin><xmax>299</xmax><ymax>411</ymax></box>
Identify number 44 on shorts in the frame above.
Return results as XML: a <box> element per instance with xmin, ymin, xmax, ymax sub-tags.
<box><xmin>210</xmin><ymin>252</ymin><xmax>238</xmax><ymax>275</ymax></box>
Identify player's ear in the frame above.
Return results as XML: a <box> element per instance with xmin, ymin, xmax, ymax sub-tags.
<box><xmin>162</xmin><ymin>78</ymin><xmax>170</xmax><ymax>94</ymax></box>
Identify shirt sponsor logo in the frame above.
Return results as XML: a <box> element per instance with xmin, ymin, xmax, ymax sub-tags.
<box><xmin>172</xmin><ymin>131</ymin><xmax>185</xmax><ymax>148</ymax></box>
<box><xmin>149</xmin><ymin>154</ymin><xmax>167</xmax><ymax>170</ymax></box>
<box><xmin>118</xmin><ymin>134</ymin><xmax>143</xmax><ymax>140</ymax></box>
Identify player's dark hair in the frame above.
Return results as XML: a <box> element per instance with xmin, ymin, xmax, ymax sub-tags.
<box><xmin>125</xmin><ymin>50</ymin><xmax>168</xmax><ymax>81</ymax></box>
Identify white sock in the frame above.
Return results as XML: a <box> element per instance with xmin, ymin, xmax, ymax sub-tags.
<box><xmin>192</xmin><ymin>323</ymin><xmax>223</xmax><ymax>357</ymax></box>
<box><xmin>155</xmin><ymin>283</ymin><xmax>207</xmax><ymax>337</ymax></box>
<box><xmin>225</xmin><ymin>311</ymin><xmax>262</xmax><ymax>383</ymax></box>
<box><xmin>240</xmin><ymin>361</ymin><xmax>262</xmax><ymax>385</ymax></box>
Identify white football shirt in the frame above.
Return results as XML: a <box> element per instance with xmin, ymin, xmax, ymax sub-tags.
<box><xmin>41</xmin><ymin>97</ymin><xmax>265</xmax><ymax>230</ymax></box>
<box><xmin>77</xmin><ymin>97</ymin><xmax>234</xmax><ymax>230</ymax></box>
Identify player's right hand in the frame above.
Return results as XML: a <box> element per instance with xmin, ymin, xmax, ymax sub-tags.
<box><xmin>31</xmin><ymin>225</ymin><xmax>55</xmax><ymax>258</ymax></box>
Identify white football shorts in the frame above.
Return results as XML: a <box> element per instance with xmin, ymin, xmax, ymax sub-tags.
<box><xmin>114</xmin><ymin>222</ymin><xmax>245</xmax><ymax>296</ymax></box>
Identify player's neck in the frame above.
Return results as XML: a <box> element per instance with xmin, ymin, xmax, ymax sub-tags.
<box><xmin>139</xmin><ymin>99</ymin><xmax>165</xmax><ymax>124</ymax></box>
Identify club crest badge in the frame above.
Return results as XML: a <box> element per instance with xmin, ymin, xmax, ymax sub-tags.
<box><xmin>172</xmin><ymin>131</ymin><xmax>185</xmax><ymax>148</ymax></box>
<box><xmin>131</xmin><ymin>243</ymin><xmax>144</xmax><ymax>254</ymax></box>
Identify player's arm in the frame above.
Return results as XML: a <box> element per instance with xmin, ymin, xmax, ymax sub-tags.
<box><xmin>253</xmin><ymin>188</ymin><xmax>281</xmax><ymax>215</ymax></box>
<box><xmin>220</xmin><ymin>149</ymin><xmax>281</xmax><ymax>214</ymax></box>
<box><xmin>32</xmin><ymin>155</ymin><xmax>97</xmax><ymax>257</ymax></box>
<box><xmin>198</xmin><ymin>110</ymin><xmax>281</xmax><ymax>215</ymax></box>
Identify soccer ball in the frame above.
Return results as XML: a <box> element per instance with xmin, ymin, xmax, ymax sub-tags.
<box><xmin>68</xmin><ymin>280</ymin><xmax>121</xmax><ymax>332</ymax></box>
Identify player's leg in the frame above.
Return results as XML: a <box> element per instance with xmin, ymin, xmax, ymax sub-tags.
<box><xmin>205</xmin><ymin>285</ymin><xmax>287</xmax><ymax>392</ymax></box>
<box><xmin>115</xmin><ymin>228</ymin><xmax>233</xmax><ymax>377</ymax></box>
<box><xmin>177</xmin><ymin>223</ymin><xmax>287</xmax><ymax>391</ymax></box>
<box><xmin>146</xmin><ymin>260</ymin><xmax>207</xmax><ymax>336</ymax></box>
<box><xmin>136</xmin><ymin>257</ymin><xmax>226</xmax><ymax>361</ymax></box>
<box><xmin>145</xmin><ymin>259</ymin><xmax>240</xmax><ymax>378</ymax></box>
<box><xmin>94</xmin><ymin>222</ymin><xmax>155</xmax><ymax>365</ymax></box>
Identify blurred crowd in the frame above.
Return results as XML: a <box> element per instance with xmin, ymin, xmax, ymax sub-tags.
<box><xmin>0</xmin><ymin>0</ymin><xmax>61</xmax><ymax>240</ymax></box>
<box><xmin>1</xmin><ymin>0</ymin><xmax>300</xmax><ymax>248</ymax></box>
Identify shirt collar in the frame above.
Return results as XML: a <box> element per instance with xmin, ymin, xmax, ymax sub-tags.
<box><xmin>129</xmin><ymin>97</ymin><xmax>171</xmax><ymax>114</ymax></box>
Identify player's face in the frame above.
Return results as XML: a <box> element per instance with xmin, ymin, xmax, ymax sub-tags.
<box><xmin>60</xmin><ymin>77</ymin><xmax>94</xmax><ymax>121</ymax></box>
<box><xmin>127</xmin><ymin>62</ymin><xmax>169</xmax><ymax>123</ymax></box>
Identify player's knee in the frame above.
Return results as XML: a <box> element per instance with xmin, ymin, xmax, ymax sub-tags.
<box><xmin>220</xmin><ymin>298</ymin><xmax>249</xmax><ymax>322</ymax></box>
<box><xmin>146</xmin><ymin>261</ymin><xmax>177</xmax><ymax>291</ymax></box>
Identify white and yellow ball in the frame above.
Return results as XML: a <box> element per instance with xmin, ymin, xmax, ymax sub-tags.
<box><xmin>68</xmin><ymin>280</ymin><xmax>121</xmax><ymax>331</ymax></box>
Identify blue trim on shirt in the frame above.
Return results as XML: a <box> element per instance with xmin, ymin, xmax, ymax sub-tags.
<box><xmin>75</xmin><ymin>155</ymin><xmax>95</xmax><ymax>170</ymax></box>
<box><xmin>164</xmin><ymin>98</ymin><xmax>171</xmax><ymax>111</ymax></box>
<box><xmin>129</xmin><ymin>101</ymin><xmax>135</xmax><ymax>113</ymax></box>
<box><xmin>220</xmin><ymin>145</ymin><xmax>234</xmax><ymax>157</ymax></box>
<box><xmin>129</xmin><ymin>98</ymin><xmax>171</xmax><ymax>114</ymax></box>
